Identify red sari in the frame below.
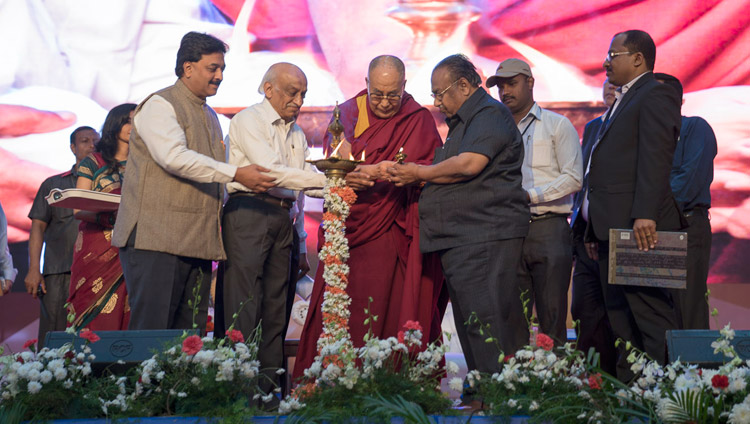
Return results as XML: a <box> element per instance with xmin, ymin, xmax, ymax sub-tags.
<box><xmin>293</xmin><ymin>91</ymin><xmax>446</xmax><ymax>378</ymax></box>
<box><xmin>68</xmin><ymin>153</ymin><xmax>129</xmax><ymax>331</ymax></box>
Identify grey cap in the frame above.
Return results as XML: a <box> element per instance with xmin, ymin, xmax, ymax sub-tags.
<box><xmin>486</xmin><ymin>58</ymin><xmax>532</xmax><ymax>88</ymax></box>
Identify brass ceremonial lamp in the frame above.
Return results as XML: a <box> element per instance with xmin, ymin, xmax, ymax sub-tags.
<box><xmin>307</xmin><ymin>102</ymin><xmax>361</xmax><ymax>177</ymax></box>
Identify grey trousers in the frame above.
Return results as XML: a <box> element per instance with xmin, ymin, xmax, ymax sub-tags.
<box><xmin>119</xmin><ymin>228</ymin><xmax>211</xmax><ymax>330</ymax></box>
<box><xmin>439</xmin><ymin>238</ymin><xmax>527</xmax><ymax>374</ymax></box>
<box><xmin>218</xmin><ymin>195</ymin><xmax>292</xmax><ymax>392</ymax></box>
<box><xmin>517</xmin><ymin>216</ymin><xmax>573</xmax><ymax>344</ymax></box>
<box><xmin>38</xmin><ymin>273</ymin><xmax>71</xmax><ymax>346</ymax></box>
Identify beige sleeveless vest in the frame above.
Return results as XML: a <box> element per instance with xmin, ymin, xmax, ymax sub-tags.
<box><xmin>112</xmin><ymin>79</ymin><xmax>227</xmax><ymax>260</ymax></box>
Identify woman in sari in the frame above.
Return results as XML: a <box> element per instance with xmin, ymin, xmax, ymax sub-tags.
<box><xmin>68</xmin><ymin>103</ymin><xmax>135</xmax><ymax>331</ymax></box>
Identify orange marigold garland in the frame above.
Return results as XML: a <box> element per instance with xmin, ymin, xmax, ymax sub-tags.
<box><xmin>305</xmin><ymin>176</ymin><xmax>360</xmax><ymax>390</ymax></box>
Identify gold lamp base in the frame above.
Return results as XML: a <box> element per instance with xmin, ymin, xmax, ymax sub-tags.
<box><xmin>307</xmin><ymin>157</ymin><xmax>362</xmax><ymax>178</ymax></box>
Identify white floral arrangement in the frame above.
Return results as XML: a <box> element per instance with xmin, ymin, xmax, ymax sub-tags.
<box><xmin>281</xmin><ymin>320</ymin><xmax>455</xmax><ymax>417</ymax></box>
<box><xmin>460</xmin><ymin>326</ymin><xmax>750</xmax><ymax>424</ymax></box>
<box><xmin>0</xmin><ymin>331</ymin><xmax>103</xmax><ymax>420</ymax></box>
<box><xmin>0</xmin><ymin>328</ymin><xmax>273</xmax><ymax>421</ymax></box>
<box><xmin>1</xmin><ymin>342</ymin><xmax>94</xmax><ymax>399</ymax></box>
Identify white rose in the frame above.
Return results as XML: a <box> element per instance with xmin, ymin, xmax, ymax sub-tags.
<box><xmin>27</xmin><ymin>381</ymin><xmax>42</xmax><ymax>394</ymax></box>
<box><xmin>448</xmin><ymin>377</ymin><xmax>464</xmax><ymax>392</ymax></box>
<box><xmin>39</xmin><ymin>370</ymin><xmax>53</xmax><ymax>384</ymax></box>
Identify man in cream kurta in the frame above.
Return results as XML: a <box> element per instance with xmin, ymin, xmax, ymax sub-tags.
<box><xmin>217</xmin><ymin>63</ymin><xmax>325</xmax><ymax>399</ymax></box>
<box><xmin>113</xmin><ymin>32</ymin><xmax>276</xmax><ymax>331</ymax></box>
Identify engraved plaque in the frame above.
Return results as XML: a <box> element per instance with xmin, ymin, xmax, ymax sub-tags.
<box><xmin>608</xmin><ymin>229</ymin><xmax>687</xmax><ymax>289</ymax></box>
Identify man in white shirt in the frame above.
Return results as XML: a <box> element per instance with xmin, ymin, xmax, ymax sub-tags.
<box><xmin>218</xmin><ymin>62</ymin><xmax>326</xmax><ymax>398</ymax></box>
<box><xmin>487</xmin><ymin>58</ymin><xmax>583</xmax><ymax>345</ymax></box>
<box><xmin>113</xmin><ymin>32</ymin><xmax>276</xmax><ymax>331</ymax></box>
<box><xmin>1</xmin><ymin>201</ymin><xmax>18</xmax><ymax>296</ymax></box>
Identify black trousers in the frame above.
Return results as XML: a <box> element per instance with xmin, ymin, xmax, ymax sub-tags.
<box><xmin>217</xmin><ymin>195</ymin><xmax>293</xmax><ymax>393</ymax></box>
<box><xmin>38</xmin><ymin>272</ymin><xmax>71</xmax><ymax>346</ymax></box>
<box><xmin>517</xmin><ymin>216</ymin><xmax>572</xmax><ymax>344</ymax></box>
<box><xmin>672</xmin><ymin>211</ymin><xmax>711</xmax><ymax>329</ymax></box>
<box><xmin>596</xmin><ymin>241</ymin><xmax>679</xmax><ymax>381</ymax></box>
<box><xmin>570</xmin><ymin>239</ymin><xmax>616</xmax><ymax>375</ymax></box>
<box><xmin>439</xmin><ymin>238</ymin><xmax>527</xmax><ymax>373</ymax></box>
<box><xmin>119</xmin><ymin>228</ymin><xmax>211</xmax><ymax>330</ymax></box>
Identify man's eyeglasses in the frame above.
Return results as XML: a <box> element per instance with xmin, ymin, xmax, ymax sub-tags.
<box><xmin>431</xmin><ymin>79</ymin><xmax>460</xmax><ymax>100</ymax></box>
<box><xmin>368</xmin><ymin>91</ymin><xmax>402</xmax><ymax>104</ymax></box>
<box><xmin>605</xmin><ymin>51</ymin><xmax>636</xmax><ymax>62</ymax></box>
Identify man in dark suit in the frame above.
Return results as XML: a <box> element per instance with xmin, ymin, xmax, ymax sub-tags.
<box><xmin>583</xmin><ymin>30</ymin><xmax>683</xmax><ymax>380</ymax></box>
<box><xmin>570</xmin><ymin>79</ymin><xmax>617</xmax><ymax>376</ymax></box>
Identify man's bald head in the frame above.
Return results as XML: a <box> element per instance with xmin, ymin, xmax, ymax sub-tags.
<box><xmin>366</xmin><ymin>55</ymin><xmax>406</xmax><ymax>119</ymax></box>
<box><xmin>368</xmin><ymin>55</ymin><xmax>405</xmax><ymax>81</ymax></box>
<box><xmin>258</xmin><ymin>63</ymin><xmax>306</xmax><ymax>94</ymax></box>
<box><xmin>261</xmin><ymin>63</ymin><xmax>308</xmax><ymax>122</ymax></box>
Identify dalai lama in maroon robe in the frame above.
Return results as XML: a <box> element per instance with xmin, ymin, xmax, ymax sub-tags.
<box><xmin>293</xmin><ymin>56</ymin><xmax>446</xmax><ymax>378</ymax></box>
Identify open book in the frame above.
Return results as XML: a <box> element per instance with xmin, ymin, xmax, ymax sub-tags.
<box><xmin>45</xmin><ymin>188</ymin><xmax>120</xmax><ymax>212</ymax></box>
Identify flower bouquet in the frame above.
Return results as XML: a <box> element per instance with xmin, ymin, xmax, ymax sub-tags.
<box><xmin>624</xmin><ymin>324</ymin><xmax>750</xmax><ymax>424</ymax></box>
<box><xmin>463</xmin><ymin>319</ymin><xmax>750</xmax><ymax>424</ymax></box>
<box><xmin>0</xmin><ymin>326</ymin><xmax>276</xmax><ymax>422</ymax></box>
<box><xmin>282</xmin><ymin>317</ymin><xmax>455</xmax><ymax>423</ymax></box>
<box><xmin>122</xmin><ymin>328</ymin><xmax>277</xmax><ymax>418</ymax></box>
<box><xmin>0</xmin><ymin>332</ymin><xmax>118</xmax><ymax>421</ymax></box>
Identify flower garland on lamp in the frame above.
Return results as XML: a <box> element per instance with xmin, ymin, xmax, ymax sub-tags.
<box><xmin>298</xmin><ymin>103</ymin><xmax>362</xmax><ymax>392</ymax></box>
<box><xmin>315</xmin><ymin>175</ymin><xmax>358</xmax><ymax>380</ymax></box>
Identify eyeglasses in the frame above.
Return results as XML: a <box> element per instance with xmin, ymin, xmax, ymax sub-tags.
<box><xmin>431</xmin><ymin>79</ymin><xmax>460</xmax><ymax>100</ymax></box>
<box><xmin>605</xmin><ymin>51</ymin><xmax>636</xmax><ymax>62</ymax></box>
<box><xmin>368</xmin><ymin>91</ymin><xmax>402</xmax><ymax>104</ymax></box>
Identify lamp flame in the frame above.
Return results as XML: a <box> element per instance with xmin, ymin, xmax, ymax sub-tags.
<box><xmin>330</xmin><ymin>140</ymin><xmax>343</xmax><ymax>158</ymax></box>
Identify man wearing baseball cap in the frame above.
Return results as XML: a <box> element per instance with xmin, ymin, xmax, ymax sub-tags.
<box><xmin>487</xmin><ymin>58</ymin><xmax>583</xmax><ymax>345</ymax></box>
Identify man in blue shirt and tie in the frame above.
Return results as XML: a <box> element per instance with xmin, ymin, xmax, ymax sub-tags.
<box><xmin>655</xmin><ymin>72</ymin><xmax>717</xmax><ymax>330</ymax></box>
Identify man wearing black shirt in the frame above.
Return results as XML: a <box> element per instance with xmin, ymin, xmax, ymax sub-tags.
<box><xmin>389</xmin><ymin>54</ymin><xmax>529</xmax><ymax>372</ymax></box>
<box><xmin>25</xmin><ymin>126</ymin><xmax>97</xmax><ymax>345</ymax></box>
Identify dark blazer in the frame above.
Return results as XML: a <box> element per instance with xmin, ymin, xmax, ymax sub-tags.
<box><xmin>585</xmin><ymin>72</ymin><xmax>684</xmax><ymax>241</ymax></box>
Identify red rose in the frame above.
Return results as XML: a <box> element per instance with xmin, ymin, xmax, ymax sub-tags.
<box><xmin>182</xmin><ymin>335</ymin><xmax>203</xmax><ymax>355</ymax></box>
<box><xmin>403</xmin><ymin>320</ymin><xmax>423</xmax><ymax>332</ymax></box>
<box><xmin>712</xmin><ymin>374</ymin><xmax>729</xmax><ymax>389</ymax></box>
<box><xmin>22</xmin><ymin>339</ymin><xmax>38</xmax><ymax>350</ymax></box>
<box><xmin>536</xmin><ymin>333</ymin><xmax>554</xmax><ymax>351</ymax></box>
<box><xmin>226</xmin><ymin>329</ymin><xmax>244</xmax><ymax>343</ymax></box>
<box><xmin>79</xmin><ymin>329</ymin><xmax>101</xmax><ymax>343</ymax></box>
<box><xmin>64</xmin><ymin>351</ymin><xmax>76</xmax><ymax>360</ymax></box>
<box><xmin>588</xmin><ymin>373</ymin><xmax>603</xmax><ymax>390</ymax></box>
<box><xmin>397</xmin><ymin>330</ymin><xmax>405</xmax><ymax>344</ymax></box>
<box><xmin>503</xmin><ymin>354</ymin><xmax>515</xmax><ymax>363</ymax></box>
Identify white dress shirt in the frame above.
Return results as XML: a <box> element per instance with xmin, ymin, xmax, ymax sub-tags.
<box><xmin>134</xmin><ymin>95</ymin><xmax>238</xmax><ymax>184</ymax></box>
<box><xmin>226</xmin><ymin>98</ymin><xmax>326</xmax><ymax>253</ymax></box>
<box><xmin>517</xmin><ymin>103</ymin><xmax>583</xmax><ymax>215</ymax></box>
<box><xmin>0</xmin><ymin>202</ymin><xmax>18</xmax><ymax>283</ymax></box>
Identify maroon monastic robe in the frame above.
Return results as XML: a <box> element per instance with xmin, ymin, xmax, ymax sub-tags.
<box><xmin>293</xmin><ymin>91</ymin><xmax>445</xmax><ymax>378</ymax></box>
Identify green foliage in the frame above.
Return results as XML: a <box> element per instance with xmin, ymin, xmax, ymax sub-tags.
<box><xmin>0</xmin><ymin>402</ymin><xmax>26</xmax><ymax>424</ymax></box>
<box><xmin>288</xmin><ymin>365</ymin><xmax>451</xmax><ymax>423</ymax></box>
